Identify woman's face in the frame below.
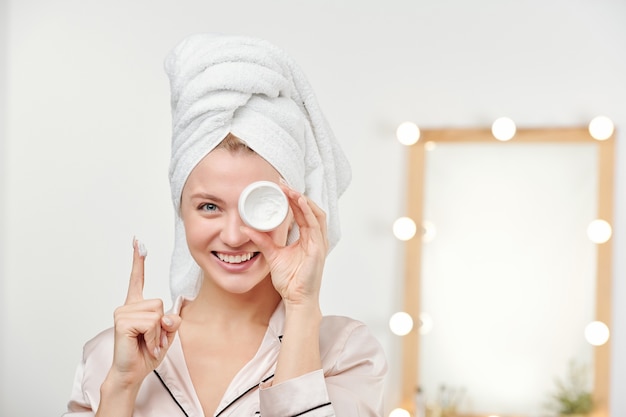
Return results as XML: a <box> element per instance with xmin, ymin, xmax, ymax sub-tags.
<box><xmin>180</xmin><ymin>148</ymin><xmax>292</xmax><ymax>295</ymax></box>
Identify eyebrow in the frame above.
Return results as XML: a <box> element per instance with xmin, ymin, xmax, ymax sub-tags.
<box><xmin>188</xmin><ymin>192</ymin><xmax>226</xmax><ymax>205</ymax></box>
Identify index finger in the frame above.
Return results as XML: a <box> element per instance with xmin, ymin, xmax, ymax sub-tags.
<box><xmin>125</xmin><ymin>237</ymin><xmax>147</xmax><ymax>304</ymax></box>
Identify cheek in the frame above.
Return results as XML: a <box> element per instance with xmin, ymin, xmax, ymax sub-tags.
<box><xmin>182</xmin><ymin>213</ymin><xmax>210</xmax><ymax>246</ymax></box>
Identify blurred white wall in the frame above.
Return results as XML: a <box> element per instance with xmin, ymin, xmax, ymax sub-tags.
<box><xmin>1</xmin><ymin>0</ymin><xmax>625</xmax><ymax>415</ymax></box>
<box><xmin>0</xmin><ymin>0</ymin><xmax>7</xmax><ymax>403</ymax></box>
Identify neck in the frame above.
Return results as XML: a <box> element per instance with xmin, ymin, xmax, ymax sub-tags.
<box><xmin>181</xmin><ymin>275</ymin><xmax>282</xmax><ymax>328</ymax></box>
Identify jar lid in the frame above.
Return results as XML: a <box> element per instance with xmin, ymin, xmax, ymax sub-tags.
<box><xmin>238</xmin><ymin>181</ymin><xmax>288</xmax><ymax>231</ymax></box>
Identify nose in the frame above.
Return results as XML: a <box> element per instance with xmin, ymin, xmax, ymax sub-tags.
<box><xmin>220</xmin><ymin>212</ymin><xmax>250</xmax><ymax>248</ymax></box>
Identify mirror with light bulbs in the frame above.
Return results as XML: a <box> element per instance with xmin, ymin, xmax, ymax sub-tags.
<box><xmin>393</xmin><ymin>119</ymin><xmax>615</xmax><ymax>417</ymax></box>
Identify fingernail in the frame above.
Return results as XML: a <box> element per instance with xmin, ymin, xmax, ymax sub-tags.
<box><xmin>161</xmin><ymin>332</ymin><xmax>168</xmax><ymax>349</ymax></box>
<box><xmin>163</xmin><ymin>316</ymin><xmax>173</xmax><ymax>327</ymax></box>
<box><xmin>136</xmin><ymin>238</ymin><xmax>148</xmax><ymax>258</ymax></box>
<box><xmin>154</xmin><ymin>346</ymin><xmax>161</xmax><ymax>358</ymax></box>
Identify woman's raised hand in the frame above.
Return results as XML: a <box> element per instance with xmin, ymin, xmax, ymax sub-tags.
<box><xmin>241</xmin><ymin>185</ymin><xmax>327</xmax><ymax>386</ymax></box>
<box><xmin>242</xmin><ymin>185</ymin><xmax>329</xmax><ymax>308</ymax></box>
<box><xmin>107</xmin><ymin>239</ymin><xmax>182</xmax><ymax>389</ymax></box>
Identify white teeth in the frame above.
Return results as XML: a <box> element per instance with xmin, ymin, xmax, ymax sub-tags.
<box><xmin>216</xmin><ymin>252</ymin><xmax>253</xmax><ymax>264</ymax></box>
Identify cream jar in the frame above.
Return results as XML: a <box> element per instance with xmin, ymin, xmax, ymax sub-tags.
<box><xmin>238</xmin><ymin>181</ymin><xmax>288</xmax><ymax>231</ymax></box>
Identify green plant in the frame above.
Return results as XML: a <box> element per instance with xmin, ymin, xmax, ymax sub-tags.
<box><xmin>546</xmin><ymin>360</ymin><xmax>594</xmax><ymax>416</ymax></box>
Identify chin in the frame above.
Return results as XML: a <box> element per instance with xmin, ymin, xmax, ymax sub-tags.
<box><xmin>222</xmin><ymin>282</ymin><xmax>263</xmax><ymax>295</ymax></box>
<box><xmin>206</xmin><ymin>271</ymin><xmax>272</xmax><ymax>296</ymax></box>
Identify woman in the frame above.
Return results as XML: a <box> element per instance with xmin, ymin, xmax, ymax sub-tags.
<box><xmin>64</xmin><ymin>33</ymin><xmax>387</xmax><ymax>417</ymax></box>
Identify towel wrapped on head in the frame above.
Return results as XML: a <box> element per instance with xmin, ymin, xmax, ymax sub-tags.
<box><xmin>164</xmin><ymin>33</ymin><xmax>352</xmax><ymax>301</ymax></box>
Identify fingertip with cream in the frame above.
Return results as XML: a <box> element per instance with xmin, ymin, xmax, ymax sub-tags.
<box><xmin>134</xmin><ymin>237</ymin><xmax>148</xmax><ymax>258</ymax></box>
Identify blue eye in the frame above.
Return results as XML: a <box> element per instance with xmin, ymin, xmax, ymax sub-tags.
<box><xmin>199</xmin><ymin>203</ymin><xmax>218</xmax><ymax>212</ymax></box>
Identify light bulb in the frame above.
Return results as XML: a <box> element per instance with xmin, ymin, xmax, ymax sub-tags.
<box><xmin>585</xmin><ymin>321</ymin><xmax>610</xmax><ymax>346</ymax></box>
<box><xmin>393</xmin><ymin>217</ymin><xmax>417</xmax><ymax>241</ymax></box>
<box><xmin>491</xmin><ymin>117</ymin><xmax>516</xmax><ymax>141</ymax></box>
<box><xmin>587</xmin><ymin>219</ymin><xmax>612</xmax><ymax>244</ymax></box>
<box><xmin>389</xmin><ymin>408</ymin><xmax>411</xmax><ymax>417</ymax></box>
<box><xmin>389</xmin><ymin>312</ymin><xmax>414</xmax><ymax>336</ymax></box>
<box><xmin>588</xmin><ymin>116</ymin><xmax>614</xmax><ymax>141</ymax></box>
<box><xmin>419</xmin><ymin>312</ymin><xmax>434</xmax><ymax>335</ymax></box>
<box><xmin>422</xmin><ymin>220</ymin><xmax>437</xmax><ymax>242</ymax></box>
<box><xmin>396</xmin><ymin>122</ymin><xmax>420</xmax><ymax>146</ymax></box>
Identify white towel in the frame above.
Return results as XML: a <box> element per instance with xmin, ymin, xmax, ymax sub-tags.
<box><xmin>164</xmin><ymin>33</ymin><xmax>352</xmax><ymax>301</ymax></box>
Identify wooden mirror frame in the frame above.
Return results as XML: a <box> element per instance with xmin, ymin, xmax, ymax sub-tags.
<box><xmin>400</xmin><ymin>127</ymin><xmax>615</xmax><ymax>417</ymax></box>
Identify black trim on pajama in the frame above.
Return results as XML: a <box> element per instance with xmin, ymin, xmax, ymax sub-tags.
<box><xmin>291</xmin><ymin>402</ymin><xmax>333</xmax><ymax>416</ymax></box>
<box><xmin>154</xmin><ymin>370</ymin><xmax>275</xmax><ymax>417</ymax></box>
<box><xmin>215</xmin><ymin>374</ymin><xmax>274</xmax><ymax>417</ymax></box>
<box><xmin>153</xmin><ymin>370</ymin><xmax>189</xmax><ymax>417</ymax></box>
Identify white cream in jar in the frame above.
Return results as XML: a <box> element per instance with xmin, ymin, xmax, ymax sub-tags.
<box><xmin>238</xmin><ymin>181</ymin><xmax>288</xmax><ymax>231</ymax></box>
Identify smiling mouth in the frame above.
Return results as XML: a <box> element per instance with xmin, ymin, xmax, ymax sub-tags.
<box><xmin>213</xmin><ymin>252</ymin><xmax>259</xmax><ymax>264</ymax></box>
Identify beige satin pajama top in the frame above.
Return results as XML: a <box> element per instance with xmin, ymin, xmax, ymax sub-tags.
<box><xmin>63</xmin><ymin>300</ymin><xmax>388</xmax><ymax>416</ymax></box>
